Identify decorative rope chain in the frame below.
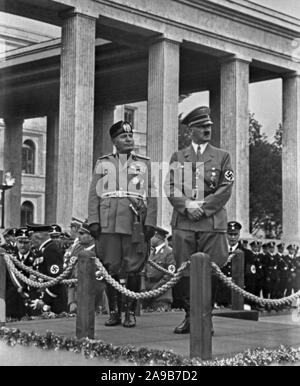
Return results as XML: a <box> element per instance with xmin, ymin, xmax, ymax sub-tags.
<box><xmin>211</xmin><ymin>262</ymin><xmax>300</xmax><ymax>307</ymax></box>
<box><xmin>148</xmin><ymin>259</ymin><xmax>175</xmax><ymax>276</ymax></box>
<box><xmin>3</xmin><ymin>254</ymin><xmax>77</xmax><ymax>288</ymax></box>
<box><xmin>95</xmin><ymin>258</ymin><xmax>189</xmax><ymax>299</ymax></box>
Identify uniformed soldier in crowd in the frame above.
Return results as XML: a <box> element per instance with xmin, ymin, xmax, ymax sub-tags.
<box><xmin>285</xmin><ymin>244</ymin><xmax>298</xmax><ymax>296</ymax></box>
<box><xmin>69</xmin><ymin>217</ymin><xmax>83</xmax><ymax>243</ymax></box>
<box><xmin>143</xmin><ymin>226</ymin><xmax>176</xmax><ymax>311</ymax></box>
<box><xmin>264</xmin><ymin>241</ymin><xmax>280</xmax><ymax>299</ymax></box>
<box><xmin>88</xmin><ymin>120</ymin><xmax>157</xmax><ymax>328</ymax></box>
<box><xmin>1</xmin><ymin>227</ymin><xmax>18</xmax><ymax>254</ymax></box>
<box><xmin>276</xmin><ymin>242</ymin><xmax>288</xmax><ymax>298</ymax></box>
<box><xmin>164</xmin><ymin>106</ymin><xmax>234</xmax><ymax>334</ymax></box>
<box><xmin>66</xmin><ymin>221</ymin><xmax>109</xmax><ymax>315</ymax></box>
<box><xmin>2</xmin><ymin>227</ymin><xmax>38</xmax><ymax>319</ymax></box>
<box><xmin>216</xmin><ymin>221</ymin><xmax>242</xmax><ymax>307</ymax></box>
<box><xmin>259</xmin><ymin>243</ymin><xmax>269</xmax><ymax>298</ymax></box>
<box><xmin>250</xmin><ymin>240</ymin><xmax>263</xmax><ymax>297</ymax></box>
<box><xmin>29</xmin><ymin>224</ymin><xmax>67</xmax><ymax>314</ymax></box>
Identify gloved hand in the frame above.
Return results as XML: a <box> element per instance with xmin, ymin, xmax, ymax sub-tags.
<box><xmin>89</xmin><ymin>223</ymin><xmax>101</xmax><ymax>239</ymax></box>
<box><xmin>144</xmin><ymin>225</ymin><xmax>156</xmax><ymax>241</ymax></box>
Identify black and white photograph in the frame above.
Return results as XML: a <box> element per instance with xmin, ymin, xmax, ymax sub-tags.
<box><xmin>0</xmin><ymin>0</ymin><xmax>300</xmax><ymax>369</ymax></box>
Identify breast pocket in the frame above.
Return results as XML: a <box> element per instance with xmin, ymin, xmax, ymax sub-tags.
<box><xmin>99</xmin><ymin>199</ymin><xmax>111</xmax><ymax>228</ymax></box>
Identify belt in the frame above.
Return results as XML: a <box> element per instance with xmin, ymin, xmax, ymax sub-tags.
<box><xmin>101</xmin><ymin>190</ymin><xmax>144</xmax><ymax>199</ymax></box>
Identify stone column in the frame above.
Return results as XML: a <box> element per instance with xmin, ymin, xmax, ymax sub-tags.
<box><xmin>57</xmin><ymin>12</ymin><xmax>96</xmax><ymax>228</ymax></box>
<box><xmin>282</xmin><ymin>73</ymin><xmax>300</xmax><ymax>244</ymax></box>
<box><xmin>209</xmin><ymin>80</ymin><xmax>221</xmax><ymax>148</ymax></box>
<box><xmin>147</xmin><ymin>38</ymin><xmax>180</xmax><ymax>230</ymax></box>
<box><xmin>3</xmin><ymin>117</ymin><xmax>24</xmax><ymax>227</ymax></box>
<box><xmin>220</xmin><ymin>56</ymin><xmax>250</xmax><ymax>236</ymax></box>
<box><xmin>93</xmin><ymin>104</ymin><xmax>115</xmax><ymax>166</ymax></box>
<box><xmin>45</xmin><ymin>111</ymin><xmax>59</xmax><ymax>224</ymax></box>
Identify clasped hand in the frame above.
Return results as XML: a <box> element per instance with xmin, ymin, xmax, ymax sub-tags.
<box><xmin>186</xmin><ymin>200</ymin><xmax>205</xmax><ymax>221</ymax></box>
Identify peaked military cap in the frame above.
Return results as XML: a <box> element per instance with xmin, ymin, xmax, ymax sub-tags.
<box><xmin>287</xmin><ymin>244</ymin><xmax>297</xmax><ymax>250</ymax></box>
<box><xmin>110</xmin><ymin>120</ymin><xmax>133</xmax><ymax>139</ymax></box>
<box><xmin>3</xmin><ymin>227</ymin><xmax>18</xmax><ymax>237</ymax></box>
<box><xmin>267</xmin><ymin>241</ymin><xmax>275</xmax><ymax>248</ymax></box>
<box><xmin>79</xmin><ymin>222</ymin><xmax>91</xmax><ymax>235</ymax></box>
<box><xmin>27</xmin><ymin>224</ymin><xmax>52</xmax><ymax>233</ymax></box>
<box><xmin>277</xmin><ymin>242</ymin><xmax>285</xmax><ymax>249</ymax></box>
<box><xmin>181</xmin><ymin>106</ymin><xmax>213</xmax><ymax>127</ymax></box>
<box><xmin>262</xmin><ymin>243</ymin><xmax>269</xmax><ymax>249</ymax></box>
<box><xmin>153</xmin><ymin>226</ymin><xmax>169</xmax><ymax>238</ymax></box>
<box><xmin>227</xmin><ymin>221</ymin><xmax>242</xmax><ymax>233</ymax></box>
<box><xmin>15</xmin><ymin>227</ymin><xmax>30</xmax><ymax>240</ymax></box>
<box><xmin>49</xmin><ymin>224</ymin><xmax>62</xmax><ymax>236</ymax></box>
<box><xmin>70</xmin><ymin>217</ymin><xmax>84</xmax><ymax>227</ymax></box>
<box><xmin>250</xmin><ymin>240</ymin><xmax>260</xmax><ymax>247</ymax></box>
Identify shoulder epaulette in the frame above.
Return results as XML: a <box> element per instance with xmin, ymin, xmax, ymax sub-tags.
<box><xmin>135</xmin><ymin>154</ymin><xmax>150</xmax><ymax>160</ymax></box>
<box><xmin>98</xmin><ymin>153</ymin><xmax>114</xmax><ymax>160</ymax></box>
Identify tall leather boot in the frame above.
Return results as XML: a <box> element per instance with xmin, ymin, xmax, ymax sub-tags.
<box><xmin>123</xmin><ymin>273</ymin><xmax>140</xmax><ymax>328</ymax></box>
<box><xmin>174</xmin><ymin>277</ymin><xmax>190</xmax><ymax>334</ymax></box>
<box><xmin>105</xmin><ymin>276</ymin><xmax>122</xmax><ymax>327</ymax></box>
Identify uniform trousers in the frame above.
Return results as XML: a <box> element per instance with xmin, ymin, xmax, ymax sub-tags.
<box><xmin>96</xmin><ymin>233</ymin><xmax>146</xmax><ymax>276</ymax></box>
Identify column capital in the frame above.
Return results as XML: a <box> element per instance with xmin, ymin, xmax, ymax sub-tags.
<box><xmin>60</xmin><ymin>8</ymin><xmax>99</xmax><ymax>21</ymax></box>
<box><xmin>149</xmin><ymin>35</ymin><xmax>182</xmax><ymax>47</ymax></box>
<box><xmin>282</xmin><ymin>71</ymin><xmax>300</xmax><ymax>80</ymax></box>
<box><xmin>220</xmin><ymin>54</ymin><xmax>252</xmax><ymax>65</ymax></box>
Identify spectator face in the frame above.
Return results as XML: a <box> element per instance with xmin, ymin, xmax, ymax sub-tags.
<box><xmin>16</xmin><ymin>238</ymin><xmax>31</xmax><ymax>254</ymax></box>
<box><xmin>251</xmin><ymin>245</ymin><xmax>260</xmax><ymax>253</ymax></box>
<box><xmin>151</xmin><ymin>233</ymin><xmax>164</xmax><ymax>248</ymax></box>
<box><xmin>268</xmin><ymin>245</ymin><xmax>275</xmax><ymax>254</ymax></box>
<box><xmin>70</xmin><ymin>225</ymin><xmax>80</xmax><ymax>239</ymax></box>
<box><xmin>227</xmin><ymin>231</ymin><xmax>240</xmax><ymax>247</ymax></box>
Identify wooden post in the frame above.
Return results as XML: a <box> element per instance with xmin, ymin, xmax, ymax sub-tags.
<box><xmin>231</xmin><ymin>250</ymin><xmax>245</xmax><ymax>310</ymax></box>
<box><xmin>190</xmin><ymin>252</ymin><xmax>212</xmax><ymax>360</ymax></box>
<box><xmin>76</xmin><ymin>251</ymin><xmax>96</xmax><ymax>339</ymax></box>
<box><xmin>0</xmin><ymin>253</ymin><xmax>6</xmax><ymax>326</ymax></box>
<box><xmin>135</xmin><ymin>270</ymin><xmax>146</xmax><ymax>317</ymax></box>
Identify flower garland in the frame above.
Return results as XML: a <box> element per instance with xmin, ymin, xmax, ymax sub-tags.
<box><xmin>6</xmin><ymin>311</ymin><xmax>76</xmax><ymax>323</ymax></box>
<box><xmin>0</xmin><ymin>327</ymin><xmax>300</xmax><ymax>366</ymax></box>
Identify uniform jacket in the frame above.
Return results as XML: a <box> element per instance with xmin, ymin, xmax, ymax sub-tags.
<box><xmin>88</xmin><ymin>152</ymin><xmax>157</xmax><ymax>234</ymax></box>
<box><xmin>145</xmin><ymin>244</ymin><xmax>176</xmax><ymax>290</ymax></box>
<box><xmin>165</xmin><ymin>143</ymin><xmax>234</xmax><ymax>232</ymax></box>
<box><xmin>35</xmin><ymin>239</ymin><xmax>67</xmax><ymax>313</ymax></box>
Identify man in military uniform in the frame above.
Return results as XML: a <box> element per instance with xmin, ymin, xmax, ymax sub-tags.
<box><xmin>164</xmin><ymin>106</ymin><xmax>234</xmax><ymax>334</ymax></box>
<box><xmin>250</xmin><ymin>240</ymin><xmax>263</xmax><ymax>297</ymax></box>
<box><xmin>1</xmin><ymin>227</ymin><xmax>18</xmax><ymax>254</ymax></box>
<box><xmin>143</xmin><ymin>226</ymin><xmax>176</xmax><ymax>311</ymax></box>
<box><xmin>3</xmin><ymin>227</ymin><xmax>37</xmax><ymax>319</ymax></box>
<box><xmin>265</xmin><ymin>241</ymin><xmax>280</xmax><ymax>299</ymax></box>
<box><xmin>88</xmin><ymin>120</ymin><xmax>157</xmax><ymax>328</ymax></box>
<box><xmin>66</xmin><ymin>221</ymin><xmax>108</xmax><ymax>315</ymax></box>
<box><xmin>29</xmin><ymin>224</ymin><xmax>67</xmax><ymax>314</ymax></box>
<box><xmin>285</xmin><ymin>244</ymin><xmax>297</xmax><ymax>296</ymax></box>
<box><xmin>276</xmin><ymin>243</ymin><xmax>288</xmax><ymax>298</ymax></box>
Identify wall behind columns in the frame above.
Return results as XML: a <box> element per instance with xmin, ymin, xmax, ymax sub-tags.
<box><xmin>3</xmin><ymin>117</ymin><xmax>24</xmax><ymax>227</ymax></box>
<box><xmin>282</xmin><ymin>74</ymin><xmax>300</xmax><ymax>244</ymax></box>
<box><xmin>147</xmin><ymin>39</ymin><xmax>180</xmax><ymax>230</ymax></box>
<box><xmin>220</xmin><ymin>58</ymin><xmax>250</xmax><ymax>235</ymax></box>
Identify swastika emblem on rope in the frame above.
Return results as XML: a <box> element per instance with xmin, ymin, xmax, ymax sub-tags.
<box><xmin>50</xmin><ymin>264</ymin><xmax>59</xmax><ymax>274</ymax></box>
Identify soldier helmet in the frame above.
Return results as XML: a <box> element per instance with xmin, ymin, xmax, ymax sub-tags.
<box><xmin>181</xmin><ymin>106</ymin><xmax>213</xmax><ymax>127</ymax></box>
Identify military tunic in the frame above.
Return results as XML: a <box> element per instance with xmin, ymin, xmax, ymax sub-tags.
<box><xmin>165</xmin><ymin>143</ymin><xmax>234</xmax><ymax>272</ymax></box>
<box><xmin>88</xmin><ymin>152</ymin><xmax>157</xmax><ymax>275</ymax></box>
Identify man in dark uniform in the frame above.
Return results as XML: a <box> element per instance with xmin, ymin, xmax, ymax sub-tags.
<box><xmin>1</xmin><ymin>227</ymin><xmax>18</xmax><ymax>254</ymax></box>
<box><xmin>285</xmin><ymin>244</ymin><xmax>297</xmax><ymax>296</ymax></box>
<box><xmin>29</xmin><ymin>224</ymin><xmax>67</xmax><ymax>314</ymax></box>
<box><xmin>250</xmin><ymin>240</ymin><xmax>263</xmax><ymax>297</ymax></box>
<box><xmin>3</xmin><ymin>227</ymin><xmax>37</xmax><ymax>319</ymax></box>
<box><xmin>164</xmin><ymin>106</ymin><xmax>234</xmax><ymax>334</ymax></box>
<box><xmin>88</xmin><ymin>120</ymin><xmax>157</xmax><ymax>328</ymax></box>
<box><xmin>143</xmin><ymin>226</ymin><xmax>176</xmax><ymax>311</ymax></box>
<box><xmin>265</xmin><ymin>241</ymin><xmax>280</xmax><ymax>299</ymax></box>
<box><xmin>276</xmin><ymin>242</ymin><xmax>288</xmax><ymax>298</ymax></box>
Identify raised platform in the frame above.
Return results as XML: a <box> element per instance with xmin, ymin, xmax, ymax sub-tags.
<box><xmin>1</xmin><ymin>310</ymin><xmax>300</xmax><ymax>365</ymax></box>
